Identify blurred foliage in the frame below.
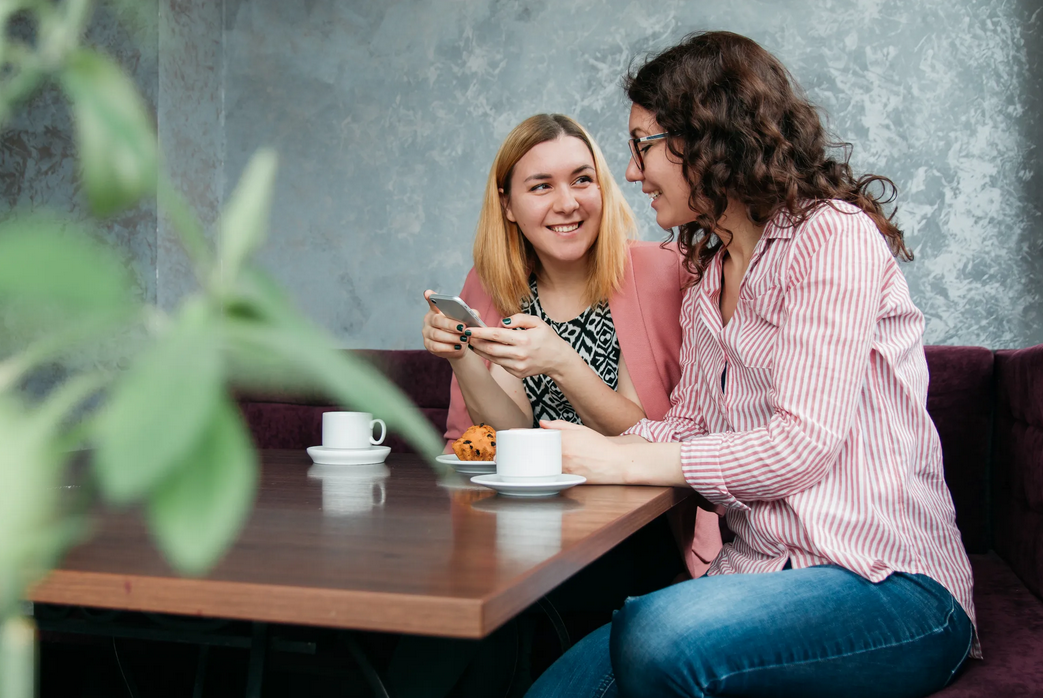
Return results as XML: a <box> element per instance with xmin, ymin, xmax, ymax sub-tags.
<box><xmin>0</xmin><ymin>1</ymin><xmax>444</xmax><ymax>694</ymax></box>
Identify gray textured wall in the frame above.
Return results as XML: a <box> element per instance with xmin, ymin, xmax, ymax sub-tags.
<box><xmin>158</xmin><ymin>0</ymin><xmax>225</xmax><ymax>311</ymax></box>
<box><xmin>217</xmin><ymin>0</ymin><xmax>1042</xmax><ymax>349</ymax></box>
<box><xmin>4</xmin><ymin>0</ymin><xmax>1042</xmax><ymax>354</ymax></box>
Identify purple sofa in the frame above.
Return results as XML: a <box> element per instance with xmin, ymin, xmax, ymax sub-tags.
<box><xmin>237</xmin><ymin>344</ymin><xmax>1043</xmax><ymax>695</ymax></box>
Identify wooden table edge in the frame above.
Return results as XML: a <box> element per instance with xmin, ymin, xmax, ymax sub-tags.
<box><xmin>28</xmin><ymin>486</ymin><xmax>694</xmax><ymax>639</ymax></box>
<box><xmin>29</xmin><ymin>573</ymin><xmax>487</xmax><ymax>638</ymax></box>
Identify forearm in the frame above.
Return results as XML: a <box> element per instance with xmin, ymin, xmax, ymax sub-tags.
<box><xmin>449</xmin><ymin>350</ymin><xmax>531</xmax><ymax>430</ymax></box>
<box><xmin>550</xmin><ymin>354</ymin><xmax>646</xmax><ymax>435</ymax></box>
<box><xmin>558</xmin><ymin>428</ymin><xmax>688</xmax><ymax>487</ymax></box>
<box><xmin>617</xmin><ymin>440</ymin><xmax>687</xmax><ymax>486</ymax></box>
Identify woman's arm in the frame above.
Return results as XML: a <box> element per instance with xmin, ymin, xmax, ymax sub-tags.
<box><xmin>677</xmin><ymin>211</ymin><xmax>889</xmax><ymax>509</ymax></box>
<box><xmin>449</xmin><ymin>348</ymin><xmax>533</xmax><ymax>430</ymax></box>
<box><xmin>548</xmin><ymin>211</ymin><xmax>890</xmax><ymax>506</ymax></box>
<box><xmin>542</xmin><ymin>420</ymin><xmax>686</xmax><ymax>485</ymax></box>
<box><xmin>468</xmin><ymin>314</ymin><xmax>645</xmax><ymax>436</ymax></box>
<box><xmin>424</xmin><ymin>283</ymin><xmax>531</xmax><ymax>437</ymax></box>
<box><xmin>546</xmin><ymin>347</ymin><xmax>646</xmax><ymax>434</ymax></box>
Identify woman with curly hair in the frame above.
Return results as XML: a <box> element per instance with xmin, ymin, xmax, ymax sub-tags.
<box><xmin>528</xmin><ymin>32</ymin><xmax>977</xmax><ymax>698</ymax></box>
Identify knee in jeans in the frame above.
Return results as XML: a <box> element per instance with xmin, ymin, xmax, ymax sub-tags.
<box><xmin>610</xmin><ymin>596</ymin><xmax>686</xmax><ymax>695</ymax></box>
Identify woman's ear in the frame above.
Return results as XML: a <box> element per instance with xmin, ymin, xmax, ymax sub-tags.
<box><xmin>500</xmin><ymin>189</ymin><xmax>516</xmax><ymax>223</ymax></box>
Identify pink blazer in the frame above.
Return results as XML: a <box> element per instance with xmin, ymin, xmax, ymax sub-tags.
<box><xmin>444</xmin><ymin>240</ymin><xmax>723</xmax><ymax>578</ymax></box>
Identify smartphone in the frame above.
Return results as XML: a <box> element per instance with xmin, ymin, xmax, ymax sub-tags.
<box><xmin>428</xmin><ymin>293</ymin><xmax>488</xmax><ymax>327</ymax></box>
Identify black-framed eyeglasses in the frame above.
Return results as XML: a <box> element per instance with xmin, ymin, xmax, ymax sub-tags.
<box><xmin>628</xmin><ymin>132</ymin><xmax>676</xmax><ymax>171</ymax></box>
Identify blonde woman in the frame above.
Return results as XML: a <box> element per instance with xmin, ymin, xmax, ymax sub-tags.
<box><xmin>424</xmin><ymin>114</ymin><xmax>702</xmax><ymax>451</ymax></box>
<box><xmin>407</xmin><ymin>114</ymin><xmax>721</xmax><ymax>698</ymax></box>
<box><xmin>422</xmin><ymin>112</ymin><xmax>721</xmax><ymax>580</ymax></box>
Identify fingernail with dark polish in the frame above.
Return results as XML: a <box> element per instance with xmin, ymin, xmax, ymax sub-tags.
<box><xmin>454</xmin><ymin>344</ymin><xmax>461</xmax><ymax>350</ymax></box>
<box><xmin>503</xmin><ymin>318</ymin><xmax>511</xmax><ymax>325</ymax></box>
<box><xmin>457</xmin><ymin>324</ymin><xmax>464</xmax><ymax>331</ymax></box>
<box><xmin>460</xmin><ymin>335</ymin><xmax>468</xmax><ymax>342</ymax></box>
<box><xmin>465</xmin><ymin>330</ymin><xmax>472</xmax><ymax>336</ymax></box>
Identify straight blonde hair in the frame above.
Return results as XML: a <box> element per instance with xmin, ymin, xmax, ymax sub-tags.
<box><xmin>472</xmin><ymin>114</ymin><xmax>637</xmax><ymax>316</ymax></box>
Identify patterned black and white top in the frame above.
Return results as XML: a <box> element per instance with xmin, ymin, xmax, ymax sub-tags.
<box><xmin>522</xmin><ymin>275</ymin><xmax>621</xmax><ymax>427</ymax></box>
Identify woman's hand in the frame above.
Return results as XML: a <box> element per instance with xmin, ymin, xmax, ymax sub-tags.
<box><xmin>542</xmin><ymin>422</ymin><xmax>686</xmax><ymax>486</ymax></box>
<box><xmin>467</xmin><ymin>314</ymin><xmax>576</xmax><ymax>380</ymax></box>
<box><xmin>421</xmin><ymin>289</ymin><xmax>474</xmax><ymax>361</ymax></box>
<box><xmin>540</xmin><ymin>420</ymin><xmax>628</xmax><ymax>484</ymax></box>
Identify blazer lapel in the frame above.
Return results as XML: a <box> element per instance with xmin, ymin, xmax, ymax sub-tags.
<box><xmin>609</xmin><ymin>245</ymin><xmax>673</xmax><ymax>421</ymax></box>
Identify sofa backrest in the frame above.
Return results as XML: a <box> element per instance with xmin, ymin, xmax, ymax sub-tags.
<box><xmin>990</xmin><ymin>344</ymin><xmax>1043</xmax><ymax>599</ymax></box>
<box><xmin>924</xmin><ymin>346</ymin><xmax>995</xmax><ymax>554</ymax></box>
<box><xmin>236</xmin><ymin>350</ymin><xmax>452</xmax><ymax>453</ymax></box>
<box><xmin>354</xmin><ymin>350</ymin><xmax>454</xmax><ymax>452</ymax></box>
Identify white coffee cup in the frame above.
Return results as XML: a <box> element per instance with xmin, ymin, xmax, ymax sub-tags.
<box><xmin>322</xmin><ymin>411</ymin><xmax>386</xmax><ymax>449</ymax></box>
<box><xmin>495</xmin><ymin>428</ymin><xmax>562</xmax><ymax>483</ymax></box>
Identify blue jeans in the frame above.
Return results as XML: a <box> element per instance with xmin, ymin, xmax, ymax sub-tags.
<box><xmin>526</xmin><ymin>565</ymin><xmax>973</xmax><ymax>698</ymax></box>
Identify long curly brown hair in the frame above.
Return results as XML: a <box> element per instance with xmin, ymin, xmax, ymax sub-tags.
<box><xmin>624</xmin><ymin>31</ymin><xmax>912</xmax><ymax>282</ymax></box>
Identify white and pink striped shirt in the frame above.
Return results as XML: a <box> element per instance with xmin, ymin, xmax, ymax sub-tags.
<box><xmin>625</xmin><ymin>201</ymin><xmax>978</xmax><ymax>652</ymax></box>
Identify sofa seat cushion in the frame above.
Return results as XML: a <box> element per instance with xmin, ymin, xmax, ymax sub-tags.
<box><xmin>931</xmin><ymin>552</ymin><xmax>1043</xmax><ymax>696</ymax></box>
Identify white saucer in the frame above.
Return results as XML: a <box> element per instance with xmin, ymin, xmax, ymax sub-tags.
<box><xmin>469</xmin><ymin>473</ymin><xmax>585</xmax><ymax>498</ymax></box>
<box><xmin>307</xmin><ymin>445</ymin><xmax>391</xmax><ymax>466</ymax></box>
<box><xmin>435</xmin><ymin>453</ymin><xmax>496</xmax><ymax>475</ymax></box>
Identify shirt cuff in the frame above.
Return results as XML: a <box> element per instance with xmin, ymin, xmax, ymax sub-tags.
<box><xmin>623</xmin><ymin>417</ymin><xmax>683</xmax><ymax>443</ymax></box>
<box><xmin>680</xmin><ymin>435</ymin><xmax>751</xmax><ymax>512</ymax></box>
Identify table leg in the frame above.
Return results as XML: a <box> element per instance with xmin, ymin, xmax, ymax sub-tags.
<box><xmin>112</xmin><ymin>637</ymin><xmax>141</xmax><ymax>698</ymax></box>
<box><xmin>245</xmin><ymin>622</ymin><xmax>268</xmax><ymax>698</ymax></box>
<box><xmin>535</xmin><ymin>597</ymin><xmax>571</xmax><ymax>653</ymax></box>
<box><xmin>346</xmin><ymin>633</ymin><xmax>390</xmax><ymax>698</ymax></box>
<box><xmin>193</xmin><ymin>644</ymin><xmax>209</xmax><ymax>698</ymax></box>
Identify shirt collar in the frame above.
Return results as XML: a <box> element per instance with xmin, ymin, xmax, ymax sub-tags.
<box><xmin>762</xmin><ymin>207</ymin><xmax>799</xmax><ymax>240</ymax></box>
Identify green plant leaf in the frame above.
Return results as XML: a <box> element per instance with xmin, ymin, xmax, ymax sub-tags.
<box><xmin>0</xmin><ymin>615</ymin><xmax>37</xmax><ymax>698</ymax></box>
<box><xmin>94</xmin><ymin>297</ymin><xmax>222</xmax><ymax>503</ymax></box>
<box><xmin>100</xmin><ymin>0</ymin><xmax>158</xmax><ymax>47</ymax></box>
<box><xmin>0</xmin><ymin>394</ymin><xmax>68</xmax><ymax>619</ymax></box>
<box><xmin>227</xmin><ymin>267</ymin><xmax>315</xmax><ymax>331</ymax></box>
<box><xmin>224</xmin><ymin>312</ymin><xmax>444</xmax><ymax>460</ymax></box>
<box><xmin>157</xmin><ymin>175</ymin><xmax>212</xmax><ymax>282</ymax></box>
<box><xmin>219</xmin><ymin>150</ymin><xmax>278</xmax><ymax>289</ymax></box>
<box><xmin>0</xmin><ymin>215</ymin><xmax>136</xmax><ymax>314</ymax></box>
<box><xmin>147</xmin><ymin>396</ymin><xmax>257</xmax><ymax>576</ymax></box>
<box><xmin>60</xmin><ymin>48</ymin><xmax>157</xmax><ymax>216</ymax></box>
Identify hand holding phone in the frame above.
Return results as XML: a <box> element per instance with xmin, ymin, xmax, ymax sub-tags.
<box><xmin>427</xmin><ymin>293</ymin><xmax>488</xmax><ymax>328</ymax></box>
<box><xmin>422</xmin><ymin>291</ymin><xmax>486</xmax><ymax>361</ymax></box>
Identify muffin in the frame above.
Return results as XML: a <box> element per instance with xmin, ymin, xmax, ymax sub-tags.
<box><xmin>452</xmin><ymin>424</ymin><xmax>497</xmax><ymax>461</ymax></box>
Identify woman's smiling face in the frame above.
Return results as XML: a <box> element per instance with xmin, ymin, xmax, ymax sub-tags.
<box><xmin>503</xmin><ymin>135</ymin><xmax>603</xmax><ymax>266</ymax></box>
<box><xmin>625</xmin><ymin>104</ymin><xmax>694</xmax><ymax>230</ymax></box>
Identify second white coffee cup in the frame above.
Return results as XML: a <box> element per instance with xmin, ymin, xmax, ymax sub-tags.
<box><xmin>495</xmin><ymin>428</ymin><xmax>562</xmax><ymax>483</ymax></box>
<box><xmin>322</xmin><ymin>411</ymin><xmax>387</xmax><ymax>449</ymax></box>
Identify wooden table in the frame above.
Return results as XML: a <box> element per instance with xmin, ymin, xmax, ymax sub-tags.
<box><xmin>30</xmin><ymin>450</ymin><xmax>691</xmax><ymax>639</ymax></box>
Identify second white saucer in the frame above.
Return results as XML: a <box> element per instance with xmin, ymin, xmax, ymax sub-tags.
<box><xmin>435</xmin><ymin>453</ymin><xmax>496</xmax><ymax>475</ymax></box>
<box><xmin>470</xmin><ymin>473</ymin><xmax>585</xmax><ymax>498</ymax></box>
<box><xmin>307</xmin><ymin>445</ymin><xmax>391</xmax><ymax>466</ymax></box>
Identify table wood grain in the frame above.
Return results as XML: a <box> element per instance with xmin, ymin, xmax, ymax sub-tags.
<box><xmin>29</xmin><ymin>451</ymin><xmax>692</xmax><ymax>638</ymax></box>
